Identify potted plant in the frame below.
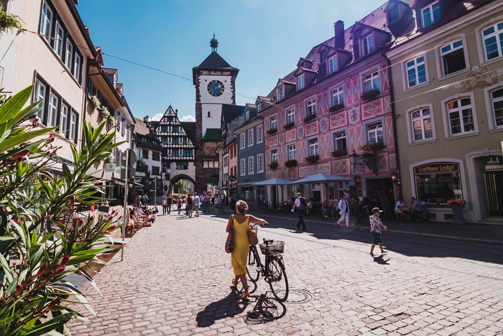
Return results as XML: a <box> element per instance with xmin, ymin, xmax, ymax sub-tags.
<box><xmin>285</xmin><ymin>159</ymin><xmax>298</xmax><ymax>167</ymax></box>
<box><xmin>269</xmin><ymin>161</ymin><xmax>279</xmax><ymax>170</ymax></box>
<box><xmin>360</xmin><ymin>89</ymin><xmax>380</xmax><ymax>101</ymax></box>
<box><xmin>99</xmin><ymin>106</ymin><xmax>110</xmax><ymax>120</ymax></box>
<box><xmin>361</xmin><ymin>140</ymin><xmax>385</xmax><ymax>152</ymax></box>
<box><xmin>90</xmin><ymin>95</ymin><xmax>101</xmax><ymax>110</ymax></box>
<box><xmin>329</xmin><ymin>104</ymin><xmax>344</xmax><ymax>113</ymax></box>
<box><xmin>267</xmin><ymin>128</ymin><xmax>278</xmax><ymax>135</ymax></box>
<box><xmin>284</xmin><ymin>122</ymin><xmax>295</xmax><ymax>130</ymax></box>
<box><xmin>0</xmin><ymin>4</ymin><xmax>22</xmax><ymax>32</ymax></box>
<box><xmin>304</xmin><ymin>114</ymin><xmax>317</xmax><ymax>123</ymax></box>
<box><xmin>332</xmin><ymin>149</ymin><xmax>348</xmax><ymax>157</ymax></box>
<box><xmin>305</xmin><ymin>154</ymin><xmax>320</xmax><ymax>164</ymax></box>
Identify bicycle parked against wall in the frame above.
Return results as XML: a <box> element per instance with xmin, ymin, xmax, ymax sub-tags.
<box><xmin>246</xmin><ymin>224</ymin><xmax>289</xmax><ymax>302</ymax></box>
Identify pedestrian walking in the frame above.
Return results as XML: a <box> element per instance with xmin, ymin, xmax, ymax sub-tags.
<box><xmin>193</xmin><ymin>193</ymin><xmax>200</xmax><ymax>217</ymax></box>
<box><xmin>229</xmin><ymin>196</ymin><xmax>237</xmax><ymax>214</ymax></box>
<box><xmin>176</xmin><ymin>197</ymin><xmax>182</xmax><ymax>215</ymax></box>
<box><xmin>226</xmin><ymin>200</ymin><xmax>268</xmax><ymax>301</ymax></box>
<box><xmin>214</xmin><ymin>194</ymin><xmax>221</xmax><ymax>215</ymax></box>
<box><xmin>337</xmin><ymin>194</ymin><xmax>350</xmax><ymax>227</ymax></box>
<box><xmin>134</xmin><ymin>195</ymin><xmax>141</xmax><ymax>208</ymax></box>
<box><xmin>162</xmin><ymin>195</ymin><xmax>168</xmax><ymax>215</ymax></box>
<box><xmin>144</xmin><ymin>194</ymin><xmax>149</xmax><ymax>205</ymax></box>
<box><xmin>186</xmin><ymin>194</ymin><xmax>193</xmax><ymax>218</ymax></box>
<box><xmin>369</xmin><ymin>207</ymin><xmax>388</xmax><ymax>257</ymax></box>
<box><xmin>292</xmin><ymin>192</ymin><xmax>307</xmax><ymax>230</ymax></box>
<box><xmin>203</xmin><ymin>194</ymin><xmax>210</xmax><ymax>214</ymax></box>
<box><xmin>167</xmin><ymin>194</ymin><xmax>172</xmax><ymax>215</ymax></box>
<box><xmin>348</xmin><ymin>193</ymin><xmax>357</xmax><ymax>224</ymax></box>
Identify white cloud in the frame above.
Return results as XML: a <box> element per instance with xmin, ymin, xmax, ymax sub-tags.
<box><xmin>180</xmin><ymin>115</ymin><xmax>195</xmax><ymax>122</ymax></box>
<box><xmin>151</xmin><ymin>113</ymin><xmax>164</xmax><ymax>121</ymax></box>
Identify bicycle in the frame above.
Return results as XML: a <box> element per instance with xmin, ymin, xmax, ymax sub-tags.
<box><xmin>246</xmin><ymin>224</ymin><xmax>289</xmax><ymax>302</ymax></box>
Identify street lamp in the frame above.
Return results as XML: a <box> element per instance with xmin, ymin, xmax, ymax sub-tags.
<box><xmin>390</xmin><ymin>172</ymin><xmax>397</xmax><ymax>183</ymax></box>
<box><xmin>349</xmin><ymin>150</ymin><xmax>360</xmax><ymax>177</ymax></box>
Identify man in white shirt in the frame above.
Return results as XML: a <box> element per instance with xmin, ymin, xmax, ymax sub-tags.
<box><xmin>395</xmin><ymin>197</ymin><xmax>405</xmax><ymax>221</ymax></box>
<box><xmin>193</xmin><ymin>193</ymin><xmax>200</xmax><ymax>217</ymax></box>
<box><xmin>337</xmin><ymin>194</ymin><xmax>350</xmax><ymax>227</ymax></box>
<box><xmin>292</xmin><ymin>192</ymin><xmax>307</xmax><ymax>230</ymax></box>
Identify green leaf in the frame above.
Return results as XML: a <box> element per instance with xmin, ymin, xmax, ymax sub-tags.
<box><xmin>23</xmin><ymin>312</ymin><xmax>77</xmax><ymax>336</ymax></box>
<box><xmin>0</xmin><ymin>85</ymin><xmax>33</xmax><ymax>124</ymax></box>
<box><xmin>0</xmin><ymin>128</ymin><xmax>53</xmax><ymax>155</ymax></box>
<box><xmin>79</xmin><ymin>269</ymin><xmax>103</xmax><ymax>297</ymax></box>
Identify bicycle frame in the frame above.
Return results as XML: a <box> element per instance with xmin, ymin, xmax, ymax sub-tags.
<box><xmin>249</xmin><ymin>243</ymin><xmax>281</xmax><ymax>281</ymax></box>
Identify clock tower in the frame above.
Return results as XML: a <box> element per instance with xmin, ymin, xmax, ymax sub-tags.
<box><xmin>193</xmin><ymin>35</ymin><xmax>239</xmax><ymax>192</ymax></box>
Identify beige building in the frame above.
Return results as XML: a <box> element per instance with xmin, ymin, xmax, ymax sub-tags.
<box><xmin>13</xmin><ymin>0</ymin><xmax>95</xmax><ymax>172</ymax></box>
<box><xmin>387</xmin><ymin>0</ymin><xmax>503</xmax><ymax>222</ymax></box>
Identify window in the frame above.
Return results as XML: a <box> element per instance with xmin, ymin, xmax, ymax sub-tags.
<box><xmin>48</xmin><ymin>93</ymin><xmax>58</xmax><ymax>127</ymax></box>
<box><xmin>287</xmin><ymin>144</ymin><xmax>296</xmax><ymax>161</ymax></box>
<box><xmin>491</xmin><ymin>88</ymin><xmax>503</xmax><ymax>128</ymax></box>
<box><xmin>245</xmin><ymin>110</ymin><xmax>249</xmax><ymax>121</ymax></box>
<box><xmin>298</xmin><ymin>74</ymin><xmax>305</xmax><ymax>90</ymax></box>
<box><xmin>69</xmin><ymin>111</ymin><xmax>76</xmax><ymax>141</ymax></box>
<box><xmin>173</xmin><ymin>126</ymin><xmax>179</xmax><ymax>133</ymax></box>
<box><xmin>270</xmin><ymin>116</ymin><xmax>277</xmax><ymax>130</ymax></box>
<box><xmin>411</xmin><ymin>109</ymin><xmax>433</xmax><ymax>141</ymax></box>
<box><xmin>389</xmin><ymin>6</ymin><xmax>400</xmax><ymax>23</ymax></box>
<box><xmin>207</xmin><ymin>111</ymin><xmax>211</xmax><ymax>118</ymax></box>
<box><xmin>55</xmin><ymin>22</ymin><xmax>64</xmax><ymax>59</ymax></box>
<box><xmin>183</xmin><ymin>137</ymin><xmax>187</xmax><ymax>145</ymax></box>
<box><xmin>447</xmin><ymin>98</ymin><xmax>474</xmax><ymax>135</ymax></box>
<box><xmin>177</xmin><ymin>163</ymin><xmax>188</xmax><ymax>170</ymax></box>
<box><xmin>321</xmin><ymin>51</ymin><xmax>327</xmax><ymax>63</ymax></box>
<box><xmin>406</xmin><ymin>56</ymin><xmax>427</xmax><ymax>88</ymax></box>
<box><xmin>173</xmin><ymin>137</ymin><xmax>179</xmax><ymax>145</ymax></box>
<box><xmin>172</xmin><ymin>149</ymin><xmax>179</xmax><ymax>157</ymax></box>
<box><xmin>363</xmin><ymin>71</ymin><xmax>379</xmax><ymax>92</ymax></box>
<box><xmin>257</xmin><ymin>154</ymin><xmax>264</xmax><ymax>173</ymax></box>
<box><xmin>183</xmin><ymin>149</ymin><xmax>193</xmax><ymax>157</ymax></box>
<box><xmin>361</xmin><ymin>35</ymin><xmax>374</xmax><ymax>57</ymax></box>
<box><xmin>440</xmin><ymin>40</ymin><xmax>466</xmax><ymax>75</ymax></box>
<box><xmin>482</xmin><ymin>22</ymin><xmax>503</xmax><ymax>61</ymax></box>
<box><xmin>40</xmin><ymin>1</ymin><xmax>52</xmax><ymax>41</ymax></box>
<box><xmin>367</xmin><ymin>122</ymin><xmax>383</xmax><ymax>144</ymax></box>
<box><xmin>306</xmin><ymin>98</ymin><xmax>316</xmax><ymax>116</ymax></box>
<box><xmin>328</xmin><ymin>55</ymin><xmax>337</xmax><ymax>74</ymax></box>
<box><xmin>421</xmin><ymin>1</ymin><xmax>440</xmax><ymax>28</ymax></box>
<box><xmin>414</xmin><ymin>163</ymin><xmax>461</xmax><ymax>206</ymax></box>
<box><xmin>142</xmin><ymin>150</ymin><xmax>149</xmax><ymax>159</ymax></box>
<box><xmin>271</xmin><ymin>149</ymin><xmax>278</xmax><ymax>163</ymax></box>
<box><xmin>333</xmin><ymin>131</ymin><xmax>347</xmax><ymax>151</ymax></box>
<box><xmin>162</xmin><ymin>137</ymin><xmax>168</xmax><ymax>145</ymax></box>
<box><xmin>248</xmin><ymin>156</ymin><xmax>254</xmax><ymax>174</ymax></box>
<box><xmin>153</xmin><ymin>153</ymin><xmax>160</xmax><ymax>161</ymax></box>
<box><xmin>240</xmin><ymin>133</ymin><xmax>245</xmax><ymax>149</ymax></box>
<box><xmin>257</xmin><ymin>125</ymin><xmax>263</xmax><ymax>143</ymax></box>
<box><xmin>278</xmin><ymin>86</ymin><xmax>284</xmax><ymax>100</ymax></box>
<box><xmin>60</xmin><ymin>104</ymin><xmax>68</xmax><ymax>135</ymax></box>
<box><xmin>167</xmin><ymin>117</ymin><xmax>173</xmax><ymax>122</ymax></box>
<box><xmin>36</xmin><ymin>81</ymin><xmax>46</xmax><ymax>120</ymax></box>
<box><xmin>287</xmin><ymin>108</ymin><xmax>295</xmax><ymax>124</ymax></box>
<box><xmin>240</xmin><ymin>159</ymin><xmax>246</xmax><ymax>176</ymax></box>
<box><xmin>152</xmin><ymin>167</ymin><xmax>160</xmax><ymax>175</ymax></box>
<box><xmin>332</xmin><ymin>86</ymin><xmax>344</xmax><ymax>106</ymax></box>
<box><xmin>308</xmin><ymin>139</ymin><xmax>319</xmax><ymax>156</ymax></box>
<box><xmin>248</xmin><ymin>129</ymin><xmax>254</xmax><ymax>146</ymax></box>
<box><xmin>74</xmin><ymin>53</ymin><xmax>81</xmax><ymax>82</ymax></box>
<box><xmin>161</xmin><ymin>126</ymin><xmax>167</xmax><ymax>133</ymax></box>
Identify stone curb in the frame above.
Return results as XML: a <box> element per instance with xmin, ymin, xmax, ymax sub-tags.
<box><xmin>257</xmin><ymin>213</ymin><xmax>503</xmax><ymax>246</ymax></box>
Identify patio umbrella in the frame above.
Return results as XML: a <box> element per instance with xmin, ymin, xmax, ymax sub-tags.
<box><xmin>291</xmin><ymin>173</ymin><xmax>353</xmax><ymax>184</ymax></box>
<box><xmin>252</xmin><ymin>178</ymin><xmax>293</xmax><ymax>186</ymax></box>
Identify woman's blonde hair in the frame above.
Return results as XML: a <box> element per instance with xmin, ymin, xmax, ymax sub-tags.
<box><xmin>236</xmin><ymin>200</ymin><xmax>248</xmax><ymax>213</ymax></box>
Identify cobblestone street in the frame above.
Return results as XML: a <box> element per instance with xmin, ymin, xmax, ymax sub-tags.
<box><xmin>68</xmin><ymin>212</ymin><xmax>503</xmax><ymax>336</ymax></box>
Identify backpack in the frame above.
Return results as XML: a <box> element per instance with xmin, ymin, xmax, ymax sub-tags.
<box><xmin>298</xmin><ymin>197</ymin><xmax>306</xmax><ymax>210</ymax></box>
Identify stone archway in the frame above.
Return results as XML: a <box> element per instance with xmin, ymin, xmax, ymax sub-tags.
<box><xmin>169</xmin><ymin>173</ymin><xmax>196</xmax><ymax>196</ymax></box>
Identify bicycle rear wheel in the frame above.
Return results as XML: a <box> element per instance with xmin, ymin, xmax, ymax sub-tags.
<box><xmin>268</xmin><ymin>258</ymin><xmax>289</xmax><ymax>302</ymax></box>
<box><xmin>246</xmin><ymin>249</ymin><xmax>260</xmax><ymax>283</ymax></box>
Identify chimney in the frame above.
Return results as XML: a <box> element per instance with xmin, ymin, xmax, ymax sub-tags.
<box><xmin>175</xmin><ymin>109</ymin><xmax>178</xmax><ymax>116</ymax></box>
<box><xmin>143</xmin><ymin>115</ymin><xmax>151</xmax><ymax>126</ymax></box>
<box><xmin>334</xmin><ymin>20</ymin><xmax>345</xmax><ymax>49</ymax></box>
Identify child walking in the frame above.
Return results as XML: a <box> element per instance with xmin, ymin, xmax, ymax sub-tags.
<box><xmin>369</xmin><ymin>207</ymin><xmax>388</xmax><ymax>257</ymax></box>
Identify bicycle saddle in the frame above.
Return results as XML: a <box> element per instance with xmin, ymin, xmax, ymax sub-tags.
<box><xmin>263</xmin><ymin>238</ymin><xmax>273</xmax><ymax>244</ymax></box>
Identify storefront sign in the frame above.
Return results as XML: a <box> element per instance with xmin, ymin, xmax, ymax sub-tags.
<box><xmin>299</xmin><ymin>163</ymin><xmax>331</xmax><ymax>178</ymax></box>
<box><xmin>414</xmin><ymin>163</ymin><xmax>459</xmax><ymax>174</ymax></box>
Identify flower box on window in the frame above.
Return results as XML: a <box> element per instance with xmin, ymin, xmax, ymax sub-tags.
<box><xmin>304</xmin><ymin>114</ymin><xmax>317</xmax><ymax>123</ymax></box>
<box><xmin>107</xmin><ymin>115</ymin><xmax>116</xmax><ymax>126</ymax></box>
<box><xmin>331</xmin><ymin>149</ymin><xmax>348</xmax><ymax>158</ymax></box>
<box><xmin>329</xmin><ymin>104</ymin><xmax>345</xmax><ymax>113</ymax></box>
<box><xmin>90</xmin><ymin>96</ymin><xmax>101</xmax><ymax>110</ymax></box>
<box><xmin>284</xmin><ymin>122</ymin><xmax>295</xmax><ymax>130</ymax></box>
<box><xmin>361</xmin><ymin>140</ymin><xmax>385</xmax><ymax>153</ymax></box>
<box><xmin>267</xmin><ymin>128</ymin><xmax>278</xmax><ymax>135</ymax></box>
<box><xmin>269</xmin><ymin>161</ymin><xmax>279</xmax><ymax>170</ymax></box>
<box><xmin>99</xmin><ymin>107</ymin><xmax>110</xmax><ymax>120</ymax></box>
<box><xmin>285</xmin><ymin>159</ymin><xmax>298</xmax><ymax>168</ymax></box>
<box><xmin>360</xmin><ymin>89</ymin><xmax>380</xmax><ymax>101</ymax></box>
<box><xmin>305</xmin><ymin>155</ymin><xmax>320</xmax><ymax>164</ymax></box>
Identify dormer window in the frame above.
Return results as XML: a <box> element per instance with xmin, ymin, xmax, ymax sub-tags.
<box><xmin>361</xmin><ymin>34</ymin><xmax>374</xmax><ymax>57</ymax></box>
<box><xmin>257</xmin><ymin>104</ymin><xmax>262</xmax><ymax>112</ymax></box>
<box><xmin>389</xmin><ymin>7</ymin><xmax>400</xmax><ymax>23</ymax></box>
<box><xmin>328</xmin><ymin>55</ymin><xmax>337</xmax><ymax>74</ymax></box>
<box><xmin>245</xmin><ymin>110</ymin><xmax>249</xmax><ymax>121</ymax></box>
<box><xmin>321</xmin><ymin>51</ymin><xmax>327</xmax><ymax>63</ymax></box>
<box><xmin>298</xmin><ymin>74</ymin><xmax>305</xmax><ymax>90</ymax></box>
<box><xmin>278</xmin><ymin>86</ymin><xmax>285</xmax><ymax>101</ymax></box>
<box><xmin>421</xmin><ymin>1</ymin><xmax>440</xmax><ymax>28</ymax></box>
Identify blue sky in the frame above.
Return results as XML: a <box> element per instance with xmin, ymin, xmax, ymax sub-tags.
<box><xmin>77</xmin><ymin>0</ymin><xmax>384</xmax><ymax>122</ymax></box>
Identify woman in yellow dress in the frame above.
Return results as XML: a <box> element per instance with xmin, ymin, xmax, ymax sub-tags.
<box><xmin>226</xmin><ymin>200</ymin><xmax>268</xmax><ymax>300</ymax></box>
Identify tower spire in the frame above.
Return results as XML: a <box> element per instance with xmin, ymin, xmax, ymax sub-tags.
<box><xmin>210</xmin><ymin>33</ymin><xmax>218</xmax><ymax>52</ymax></box>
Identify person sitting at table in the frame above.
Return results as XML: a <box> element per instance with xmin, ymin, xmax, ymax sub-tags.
<box><xmin>321</xmin><ymin>199</ymin><xmax>331</xmax><ymax>218</ymax></box>
<box><xmin>418</xmin><ymin>197</ymin><xmax>428</xmax><ymax>221</ymax></box>
<box><xmin>306</xmin><ymin>198</ymin><xmax>313</xmax><ymax>215</ymax></box>
<box><xmin>395</xmin><ymin>198</ymin><xmax>405</xmax><ymax>221</ymax></box>
<box><xmin>408</xmin><ymin>197</ymin><xmax>420</xmax><ymax>221</ymax></box>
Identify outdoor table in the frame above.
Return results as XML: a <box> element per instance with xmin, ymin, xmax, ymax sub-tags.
<box><xmin>447</xmin><ymin>200</ymin><xmax>467</xmax><ymax>224</ymax></box>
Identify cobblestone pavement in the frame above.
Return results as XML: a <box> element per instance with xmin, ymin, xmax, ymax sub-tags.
<box><xmin>68</xmin><ymin>213</ymin><xmax>503</xmax><ymax>336</ymax></box>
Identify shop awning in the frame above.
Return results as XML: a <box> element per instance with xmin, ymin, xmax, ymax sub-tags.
<box><xmin>252</xmin><ymin>178</ymin><xmax>293</xmax><ymax>186</ymax></box>
<box><xmin>290</xmin><ymin>173</ymin><xmax>353</xmax><ymax>184</ymax></box>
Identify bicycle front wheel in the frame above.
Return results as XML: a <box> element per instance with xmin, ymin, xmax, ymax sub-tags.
<box><xmin>247</xmin><ymin>249</ymin><xmax>260</xmax><ymax>283</ymax></box>
<box><xmin>268</xmin><ymin>258</ymin><xmax>289</xmax><ymax>302</ymax></box>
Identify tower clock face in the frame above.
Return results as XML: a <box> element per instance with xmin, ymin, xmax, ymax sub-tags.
<box><xmin>207</xmin><ymin>80</ymin><xmax>225</xmax><ymax>97</ymax></box>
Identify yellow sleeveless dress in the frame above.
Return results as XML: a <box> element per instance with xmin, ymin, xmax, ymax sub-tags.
<box><xmin>231</xmin><ymin>216</ymin><xmax>250</xmax><ymax>275</ymax></box>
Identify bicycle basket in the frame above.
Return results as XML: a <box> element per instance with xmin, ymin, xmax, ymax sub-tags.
<box><xmin>259</xmin><ymin>241</ymin><xmax>285</xmax><ymax>254</ymax></box>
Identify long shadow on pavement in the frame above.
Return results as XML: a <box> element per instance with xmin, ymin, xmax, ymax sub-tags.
<box><xmin>195</xmin><ymin>289</ymin><xmax>249</xmax><ymax>327</ymax></box>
